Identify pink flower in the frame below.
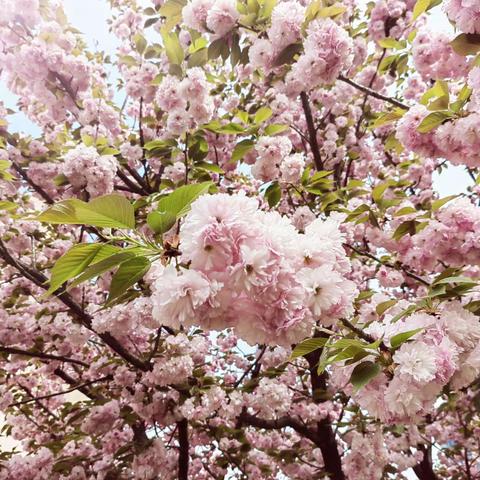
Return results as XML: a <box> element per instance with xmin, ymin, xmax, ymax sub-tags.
<box><xmin>393</xmin><ymin>341</ymin><xmax>437</xmax><ymax>382</ymax></box>
<box><xmin>182</xmin><ymin>0</ymin><xmax>215</xmax><ymax>32</ymax></box>
<box><xmin>206</xmin><ymin>0</ymin><xmax>239</xmax><ymax>37</ymax></box>
<box><xmin>151</xmin><ymin>265</ymin><xmax>220</xmax><ymax>329</ymax></box>
<box><xmin>445</xmin><ymin>0</ymin><xmax>480</xmax><ymax>34</ymax></box>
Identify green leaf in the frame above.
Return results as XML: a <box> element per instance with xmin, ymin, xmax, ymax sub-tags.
<box><xmin>451</xmin><ymin>33</ymin><xmax>480</xmax><ymax>56</ymax></box>
<box><xmin>420</xmin><ymin>80</ymin><xmax>449</xmax><ymax>108</ymax></box>
<box><xmin>194</xmin><ymin>161</ymin><xmax>224</xmax><ymax>174</ymax></box>
<box><xmin>0</xmin><ymin>201</ymin><xmax>17</xmax><ymax>211</ymax></box>
<box><xmin>231</xmin><ymin>139</ymin><xmax>255</xmax><ymax>162</ymax></box>
<box><xmin>350</xmin><ymin>361</ymin><xmax>381</xmax><ymax>390</ymax></box>
<box><xmin>189</xmin><ymin>37</ymin><xmax>207</xmax><ymax>53</ymax></box>
<box><xmin>147</xmin><ymin>210</ymin><xmax>177</xmax><ymax>234</ymax></box>
<box><xmin>38</xmin><ymin>195</ymin><xmax>136</xmax><ymax>230</ymax></box>
<box><xmin>372</xmin><ymin>181</ymin><xmax>394</xmax><ymax>203</ymax></box>
<box><xmin>48</xmin><ymin>244</ymin><xmax>105</xmax><ymax>294</ymax></box>
<box><xmin>254</xmin><ymin>107</ymin><xmax>273</xmax><ymax>124</ymax></box>
<box><xmin>318</xmin><ymin>5</ymin><xmax>347</xmax><ymax>17</ymax></box>
<box><xmin>290</xmin><ymin>337</ymin><xmax>328</xmax><ymax>359</ymax></box>
<box><xmin>394</xmin><ymin>206</ymin><xmax>417</xmax><ymax>216</ymax></box>
<box><xmin>412</xmin><ymin>0</ymin><xmax>432</xmax><ymax>20</ymax></box>
<box><xmin>265</xmin><ymin>182</ymin><xmax>281</xmax><ymax>208</ymax></box>
<box><xmin>390</xmin><ymin>328</ymin><xmax>423</xmax><ymax>349</ymax></box>
<box><xmin>157</xmin><ymin>182</ymin><xmax>212</xmax><ymax>218</ymax></box>
<box><xmin>162</xmin><ymin>31</ymin><xmax>184</xmax><ymax>65</ymax></box>
<box><xmin>107</xmin><ymin>257</ymin><xmax>150</xmax><ymax>305</ymax></box>
<box><xmin>431</xmin><ymin>195</ymin><xmax>457</xmax><ymax>211</ymax></box>
<box><xmin>158</xmin><ymin>0</ymin><xmax>187</xmax><ymax>31</ymax></box>
<box><xmin>372</xmin><ymin>109</ymin><xmax>405</xmax><ymax>128</ymax></box>
<box><xmin>376</xmin><ymin>299</ymin><xmax>398</xmax><ymax>315</ymax></box>
<box><xmin>257</xmin><ymin>0</ymin><xmax>277</xmax><ymax>21</ymax></box>
<box><xmin>273</xmin><ymin>43</ymin><xmax>302</xmax><ymax>67</ymax></box>
<box><xmin>264</xmin><ymin>124</ymin><xmax>289</xmax><ymax>135</ymax></box>
<box><xmin>69</xmin><ymin>251</ymin><xmax>138</xmax><ymax>288</ymax></box>
<box><xmin>208</xmin><ymin>38</ymin><xmax>225</xmax><ymax>60</ymax></box>
<box><xmin>133</xmin><ymin>33</ymin><xmax>147</xmax><ymax>54</ymax></box>
<box><xmin>416</xmin><ymin>111</ymin><xmax>453</xmax><ymax>133</ymax></box>
<box><xmin>188</xmin><ymin>48</ymin><xmax>208</xmax><ymax>67</ymax></box>
<box><xmin>434</xmin><ymin>275</ymin><xmax>477</xmax><ymax>285</ymax></box>
<box><xmin>392</xmin><ymin>220</ymin><xmax>417</xmax><ymax>240</ymax></box>
<box><xmin>377</xmin><ymin>38</ymin><xmax>406</xmax><ymax>50</ymax></box>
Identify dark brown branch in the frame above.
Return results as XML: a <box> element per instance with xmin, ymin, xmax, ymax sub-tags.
<box><xmin>53</xmin><ymin>368</ymin><xmax>97</xmax><ymax>399</ymax></box>
<box><xmin>117</xmin><ymin>169</ymin><xmax>146</xmax><ymax>195</ymax></box>
<box><xmin>300</xmin><ymin>91</ymin><xmax>324</xmax><ymax>171</ymax></box>
<box><xmin>0</xmin><ymin>345</ymin><xmax>88</xmax><ymax>367</ymax></box>
<box><xmin>17</xmin><ymin>384</ymin><xmax>59</xmax><ymax>420</ymax></box>
<box><xmin>177</xmin><ymin>419</ymin><xmax>189</xmax><ymax>480</ymax></box>
<box><xmin>339</xmin><ymin>319</ymin><xmax>389</xmax><ymax>353</ymax></box>
<box><xmin>0</xmin><ymin>239</ymin><xmax>149</xmax><ymax>371</ymax></box>
<box><xmin>344</xmin><ymin>243</ymin><xmax>430</xmax><ymax>286</ymax></box>
<box><xmin>10</xmin><ymin>375</ymin><xmax>112</xmax><ymax>407</ymax></box>
<box><xmin>338</xmin><ymin>75</ymin><xmax>409</xmax><ymax>110</ymax></box>
<box><xmin>12</xmin><ymin>159</ymin><xmax>107</xmax><ymax>241</ymax></box>
<box><xmin>11</xmin><ymin>160</ymin><xmax>54</xmax><ymax>204</ymax></box>
<box><xmin>51</xmin><ymin>71</ymin><xmax>83</xmax><ymax>110</ymax></box>
<box><xmin>413</xmin><ymin>445</ymin><xmax>438</xmax><ymax>480</ymax></box>
<box><xmin>238</xmin><ymin>410</ymin><xmax>319</xmax><ymax>445</ymax></box>
<box><xmin>234</xmin><ymin>345</ymin><xmax>266</xmax><ymax>387</ymax></box>
<box><xmin>305</xmin><ymin>333</ymin><xmax>345</xmax><ymax>480</ymax></box>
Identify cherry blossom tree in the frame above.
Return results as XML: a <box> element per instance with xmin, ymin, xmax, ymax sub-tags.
<box><xmin>1</xmin><ymin>0</ymin><xmax>480</xmax><ymax>478</ymax></box>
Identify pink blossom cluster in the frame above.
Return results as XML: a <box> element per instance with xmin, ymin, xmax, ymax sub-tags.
<box><xmin>396</xmin><ymin>198</ymin><xmax>480</xmax><ymax>270</ymax></box>
<box><xmin>445</xmin><ymin>0</ymin><xmax>480</xmax><ymax>34</ymax></box>
<box><xmin>368</xmin><ymin>0</ymin><xmax>414</xmax><ymax>41</ymax></box>
<box><xmin>0</xmin><ymin>4</ymin><xmax>92</xmax><ymax>126</ymax></box>
<box><xmin>63</xmin><ymin>144</ymin><xmax>117</xmax><ymax>197</ymax></box>
<box><xmin>412</xmin><ymin>30</ymin><xmax>469</xmax><ymax>81</ymax></box>
<box><xmin>248</xmin><ymin>0</ymin><xmax>306</xmax><ymax>70</ymax></box>
<box><xmin>285</xmin><ymin>18</ymin><xmax>354</xmax><ymax>95</ymax></box>
<box><xmin>150</xmin><ymin>193</ymin><xmax>357</xmax><ymax>346</ymax></box>
<box><xmin>182</xmin><ymin>0</ymin><xmax>239</xmax><ymax>37</ymax></box>
<box><xmin>250</xmin><ymin>135</ymin><xmax>297</xmax><ymax>181</ymax></box>
<box><xmin>351</xmin><ymin>301</ymin><xmax>480</xmax><ymax>422</ymax></box>
<box><xmin>397</xmin><ymin>104</ymin><xmax>480</xmax><ymax>167</ymax></box>
<box><xmin>156</xmin><ymin>68</ymin><xmax>214</xmax><ymax>136</ymax></box>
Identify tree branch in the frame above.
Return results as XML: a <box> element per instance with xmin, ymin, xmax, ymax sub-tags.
<box><xmin>300</xmin><ymin>91</ymin><xmax>324</xmax><ymax>171</ymax></box>
<box><xmin>0</xmin><ymin>345</ymin><xmax>88</xmax><ymax>367</ymax></box>
<box><xmin>10</xmin><ymin>376</ymin><xmax>112</xmax><ymax>407</ymax></box>
<box><xmin>238</xmin><ymin>410</ymin><xmax>319</xmax><ymax>445</ymax></box>
<box><xmin>305</xmin><ymin>333</ymin><xmax>345</xmax><ymax>480</ymax></box>
<box><xmin>177</xmin><ymin>419</ymin><xmax>189</xmax><ymax>480</ymax></box>
<box><xmin>0</xmin><ymin>239</ymin><xmax>149</xmax><ymax>371</ymax></box>
<box><xmin>338</xmin><ymin>75</ymin><xmax>409</xmax><ymax>110</ymax></box>
<box><xmin>413</xmin><ymin>445</ymin><xmax>438</xmax><ymax>480</ymax></box>
<box><xmin>344</xmin><ymin>243</ymin><xmax>430</xmax><ymax>286</ymax></box>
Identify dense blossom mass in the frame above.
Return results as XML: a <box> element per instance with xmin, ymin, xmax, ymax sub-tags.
<box><xmin>2</xmin><ymin>0</ymin><xmax>480</xmax><ymax>479</ymax></box>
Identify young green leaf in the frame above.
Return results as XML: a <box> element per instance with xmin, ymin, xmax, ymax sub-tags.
<box><xmin>69</xmin><ymin>251</ymin><xmax>139</xmax><ymax>288</ymax></box>
<box><xmin>290</xmin><ymin>337</ymin><xmax>328</xmax><ymax>359</ymax></box>
<box><xmin>390</xmin><ymin>328</ymin><xmax>423</xmax><ymax>349</ymax></box>
<box><xmin>450</xmin><ymin>33</ymin><xmax>480</xmax><ymax>56</ymax></box>
<box><xmin>38</xmin><ymin>195</ymin><xmax>136</xmax><ymax>230</ymax></box>
<box><xmin>230</xmin><ymin>139</ymin><xmax>255</xmax><ymax>162</ymax></box>
<box><xmin>254</xmin><ymin>107</ymin><xmax>273</xmax><ymax>124</ymax></box>
<box><xmin>147</xmin><ymin>210</ymin><xmax>177</xmax><ymax>235</ymax></box>
<box><xmin>350</xmin><ymin>361</ymin><xmax>381</xmax><ymax>390</ymax></box>
<box><xmin>47</xmin><ymin>244</ymin><xmax>105</xmax><ymax>294</ymax></box>
<box><xmin>265</xmin><ymin>182</ymin><xmax>281</xmax><ymax>208</ymax></box>
<box><xmin>416</xmin><ymin>111</ymin><xmax>453</xmax><ymax>133</ymax></box>
<box><xmin>156</xmin><ymin>182</ymin><xmax>212</xmax><ymax>218</ymax></box>
<box><xmin>106</xmin><ymin>257</ymin><xmax>151</xmax><ymax>305</ymax></box>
